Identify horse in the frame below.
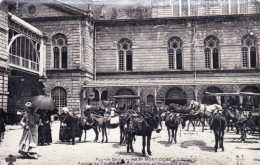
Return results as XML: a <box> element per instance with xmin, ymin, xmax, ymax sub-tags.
<box><xmin>82</xmin><ymin>106</ymin><xmax>107</xmax><ymax>142</ymax></box>
<box><xmin>189</xmin><ymin>100</ymin><xmax>223</xmax><ymax>112</ymax></box>
<box><xmin>126</xmin><ymin>113</ymin><xmax>161</xmax><ymax>156</ymax></box>
<box><xmin>189</xmin><ymin>100</ymin><xmax>222</xmax><ymax>132</ymax></box>
<box><xmin>209</xmin><ymin>110</ymin><xmax>227</xmax><ymax>152</ymax></box>
<box><xmin>158</xmin><ymin>105</ymin><xmax>171</xmax><ymax>121</ymax></box>
<box><xmin>169</xmin><ymin>103</ymin><xmax>193</xmax><ymax>114</ymax></box>
<box><xmin>247</xmin><ymin>111</ymin><xmax>260</xmax><ymax>135</ymax></box>
<box><xmin>165</xmin><ymin>112</ymin><xmax>182</xmax><ymax>143</ymax></box>
<box><xmin>181</xmin><ymin>112</ymin><xmax>198</xmax><ymax>131</ymax></box>
<box><xmin>119</xmin><ymin>109</ymin><xmax>138</xmax><ymax>145</ymax></box>
<box><xmin>225</xmin><ymin>106</ymin><xmax>239</xmax><ymax>133</ymax></box>
<box><xmin>86</xmin><ymin>106</ymin><xmax>125</xmax><ymax>143</ymax></box>
<box><xmin>169</xmin><ymin>103</ymin><xmax>198</xmax><ymax>131</ymax></box>
<box><xmin>81</xmin><ymin>117</ymin><xmax>99</xmax><ymax>142</ymax></box>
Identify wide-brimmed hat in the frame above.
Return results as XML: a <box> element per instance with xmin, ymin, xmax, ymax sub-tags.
<box><xmin>84</xmin><ymin>105</ymin><xmax>92</xmax><ymax>110</ymax></box>
<box><xmin>25</xmin><ymin>102</ymin><xmax>34</xmax><ymax>108</ymax></box>
<box><xmin>62</xmin><ymin>107</ymin><xmax>69</xmax><ymax>112</ymax></box>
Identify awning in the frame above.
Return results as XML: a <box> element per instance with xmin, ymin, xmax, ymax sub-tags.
<box><xmin>8</xmin><ymin>12</ymin><xmax>43</xmax><ymax>36</ymax></box>
<box><xmin>113</xmin><ymin>95</ymin><xmax>141</xmax><ymax>99</ymax></box>
<box><xmin>205</xmin><ymin>92</ymin><xmax>240</xmax><ymax>96</ymax></box>
<box><xmin>83</xmin><ymin>77</ymin><xmax>260</xmax><ymax>88</ymax></box>
<box><xmin>239</xmin><ymin>92</ymin><xmax>260</xmax><ymax>96</ymax></box>
<box><xmin>205</xmin><ymin>92</ymin><xmax>260</xmax><ymax>97</ymax></box>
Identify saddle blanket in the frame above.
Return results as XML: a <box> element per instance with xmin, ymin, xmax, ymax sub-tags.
<box><xmin>110</xmin><ymin>116</ymin><xmax>119</xmax><ymax>124</ymax></box>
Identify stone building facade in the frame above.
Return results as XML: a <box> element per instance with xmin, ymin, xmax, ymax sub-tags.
<box><xmin>1</xmin><ymin>0</ymin><xmax>260</xmax><ymax>116</ymax></box>
<box><xmin>0</xmin><ymin>3</ymin><xmax>9</xmax><ymax>112</ymax></box>
<box><xmin>85</xmin><ymin>0</ymin><xmax>260</xmax><ymax>109</ymax></box>
<box><xmin>11</xmin><ymin>1</ymin><xmax>95</xmax><ymax>112</ymax></box>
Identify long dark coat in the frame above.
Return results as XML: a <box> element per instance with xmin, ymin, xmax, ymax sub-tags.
<box><xmin>38</xmin><ymin>114</ymin><xmax>52</xmax><ymax>145</ymax></box>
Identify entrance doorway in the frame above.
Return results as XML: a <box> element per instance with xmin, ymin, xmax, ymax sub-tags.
<box><xmin>165</xmin><ymin>87</ymin><xmax>187</xmax><ymax>106</ymax></box>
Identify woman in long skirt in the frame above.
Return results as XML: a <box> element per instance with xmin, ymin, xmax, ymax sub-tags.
<box><xmin>59</xmin><ymin>107</ymin><xmax>69</xmax><ymax>142</ymax></box>
<box><xmin>19</xmin><ymin>102</ymin><xmax>40</xmax><ymax>159</ymax></box>
<box><xmin>38</xmin><ymin>110</ymin><xmax>52</xmax><ymax>145</ymax></box>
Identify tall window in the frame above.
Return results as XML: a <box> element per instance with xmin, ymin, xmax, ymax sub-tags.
<box><xmin>147</xmin><ymin>94</ymin><xmax>155</xmax><ymax>106</ymax></box>
<box><xmin>204</xmin><ymin>36</ymin><xmax>220</xmax><ymax>69</ymax></box>
<box><xmin>118</xmin><ymin>38</ymin><xmax>132</xmax><ymax>71</ymax></box>
<box><xmin>241</xmin><ymin>35</ymin><xmax>257</xmax><ymax>68</ymax></box>
<box><xmin>168</xmin><ymin>37</ymin><xmax>182</xmax><ymax>70</ymax></box>
<box><xmin>52</xmin><ymin>87</ymin><xmax>67</xmax><ymax>108</ymax></box>
<box><xmin>181</xmin><ymin>0</ymin><xmax>188</xmax><ymax>16</ymax></box>
<box><xmin>8</xmin><ymin>32</ymin><xmax>39</xmax><ymax>71</ymax></box>
<box><xmin>52</xmin><ymin>33</ymin><xmax>67</xmax><ymax>68</ymax></box>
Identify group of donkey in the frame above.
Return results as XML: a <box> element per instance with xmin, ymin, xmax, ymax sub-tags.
<box><xmin>158</xmin><ymin>101</ymin><xmax>226</xmax><ymax>152</ymax></box>
<box><xmin>60</xmin><ymin>100</ymin><xmax>260</xmax><ymax>155</ymax></box>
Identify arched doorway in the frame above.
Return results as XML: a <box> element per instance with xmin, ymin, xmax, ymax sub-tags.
<box><xmin>115</xmin><ymin>88</ymin><xmax>135</xmax><ymax>96</ymax></box>
<box><xmin>202</xmin><ymin>86</ymin><xmax>223</xmax><ymax>104</ymax></box>
<box><xmin>165</xmin><ymin>88</ymin><xmax>187</xmax><ymax>106</ymax></box>
<box><xmin>115</xmin><ymin>88</ymin><xmax>136</xmax><ymax>110</ymax></box>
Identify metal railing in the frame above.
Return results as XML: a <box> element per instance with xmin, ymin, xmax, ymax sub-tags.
<box><xmin>9</xmin><ymin>54</ymin><xmax>39</xmax><ymax>72</ymax></box>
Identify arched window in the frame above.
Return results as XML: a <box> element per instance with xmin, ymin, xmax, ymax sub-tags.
<box><xmin>52</xmin><ymin>33</ymin><xmax>67</xmax><ymax>68</ymax></box>
<box><xmin>168</xmin><ymin>37</ymin><xmax>182</xmax><ymax>70</ymax></box>
<box><xmin>147</xmin><ymin>94</ymin><xmax>155</xmax><ymax>106</ymax></box>
<box><xmin>52</xmin><ymin>87</ymin><xmax>67</xmax><ymax>108</ymax></box>
<box><xmin>8</xmin><ymin>34</ymin><xmax>39</xmax><ymax>71</ymax></box>
<box><xmin>118</xmin><ymin>38</ymin><xmax>132</xmax><ymax>71</ymax></box>
<box><xmin>241</xmin><ymin>35</ymin><xmax>257</xmax><ymax>68</ymax></box>
<box><xmin>202</xmin><ymin>86</ymin><xmax>223</xmax><ymax>104</ymax></box>
<box><xmin>204</xmin><ymin>36</ymin><xmax>220</xmax><ymax>69</ymax></box>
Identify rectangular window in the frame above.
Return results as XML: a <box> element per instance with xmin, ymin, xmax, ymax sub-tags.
<box><xmin>250</xmin><ymin>48</ymin><xmax>256</xmax><ymax>68</ymax></box>
<box><xmin>240</xmin><ymin>0</ymin><xmax>248</xmax><ymax>14</ymax></box>
<box><xmin>182</xmin><ymin>0</ymin><xmax>188</xmax><ymax>16</ymax></box>
<box><xmin>169</xmin><ymin>50</ymin><xmax>174</xmax><ymax>69</ymax></box>
<box><xmin>213</xmin><ymin>49</ymin><xmax>219</xmax><ymax>69</ymax></box>
<box><xmin>176</xmin><ymin>50</ymin><xmax>182</xmax><ymax>69</ymax></box>
<box><xmin>119</xmin><ymin>51</ymin><xmax>124</xmax><ymax>71</ymax></box>
<box><xmin>62</xmin><ymin>47</ymin><xmax>67</xmax><ymax>68</ymax></box>
<box><xmin>242</xmin><ymin>48</ymin><xmax>248</xmax><ymax>67</ymax></box>
<box><xmin>54</xmin><ymin>47</ymin><xmax>59</xmax><ymax>68</ymax></box>
<box><xmin>205</xmin><ymin>49</ymin><xmax>210</xmax><ymax>68</ymax></box>
<box><xmin>126</xmin><ymin>51</ymin><xmax>132</xmax><ymax>71</ymax></box>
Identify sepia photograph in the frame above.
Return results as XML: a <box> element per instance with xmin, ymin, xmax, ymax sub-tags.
<box><xmin>0</xmin><ymin>0</ymin><xmax>260</xmax><ymax>164</ymax></box>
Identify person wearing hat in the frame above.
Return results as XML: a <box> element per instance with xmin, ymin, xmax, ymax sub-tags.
<box><xmin>59</xmin><ymin>107</ymin><xmax>69</xmax><ymax>142</ymax></box>
<box><xmin>18</xmin><ymin>102</ymin><xmax>40</xmax><ymax>159</ymax></box>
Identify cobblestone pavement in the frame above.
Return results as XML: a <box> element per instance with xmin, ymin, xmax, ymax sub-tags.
<box><xmin>0</xmin><ymin>121</ymin><xmax>260</xmax><ymax>165</ymax></box>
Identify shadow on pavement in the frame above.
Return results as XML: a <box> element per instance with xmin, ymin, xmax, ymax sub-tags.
<box><xmin>235</xmin><ymin>147</ymin><xmax>260</xmax><ymax>150</ymax></box>
<box><xmin>224</xmin><ymin>140</ymin><xmax>259</xmax><ymax>143</ymax></box>
<box><xmin>157</xmin><ymin>140</ymin><xmax>176</xmax><ymax>147</ymax></box>
<box><xmin>115</xmin><ymin>151</ymin><xmax>144</xmax><ymax>157</ymax></box>
<box><xmin>180</xmin><ymin>140</ymin><xmax>214</xmax><ymax>152</ymax></box>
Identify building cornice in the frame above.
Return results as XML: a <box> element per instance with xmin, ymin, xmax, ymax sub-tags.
<box><xmin>95</xmin><ymin>13</ymin><xmax>260</xmax><ymax>27</ymax></box>
<box><xmin>46</xmin><ymin>69</ymin><xmax>94</xmax><ymax>76</ymax></box>
<box><xmin>96</xmin><ymin>69</ymin><xmax>260</xmax><ymax>76</ymax></box>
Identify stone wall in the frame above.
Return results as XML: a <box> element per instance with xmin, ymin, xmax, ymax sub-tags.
<box><xmin>95</xmin><ymin>17</ymin><xmax>260</xmax><ymax>74</ymax></box>
<box><xmin>0</xmin><ymin>2</ymin><xmax>9</xmax><ymax>112</ymax></box>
